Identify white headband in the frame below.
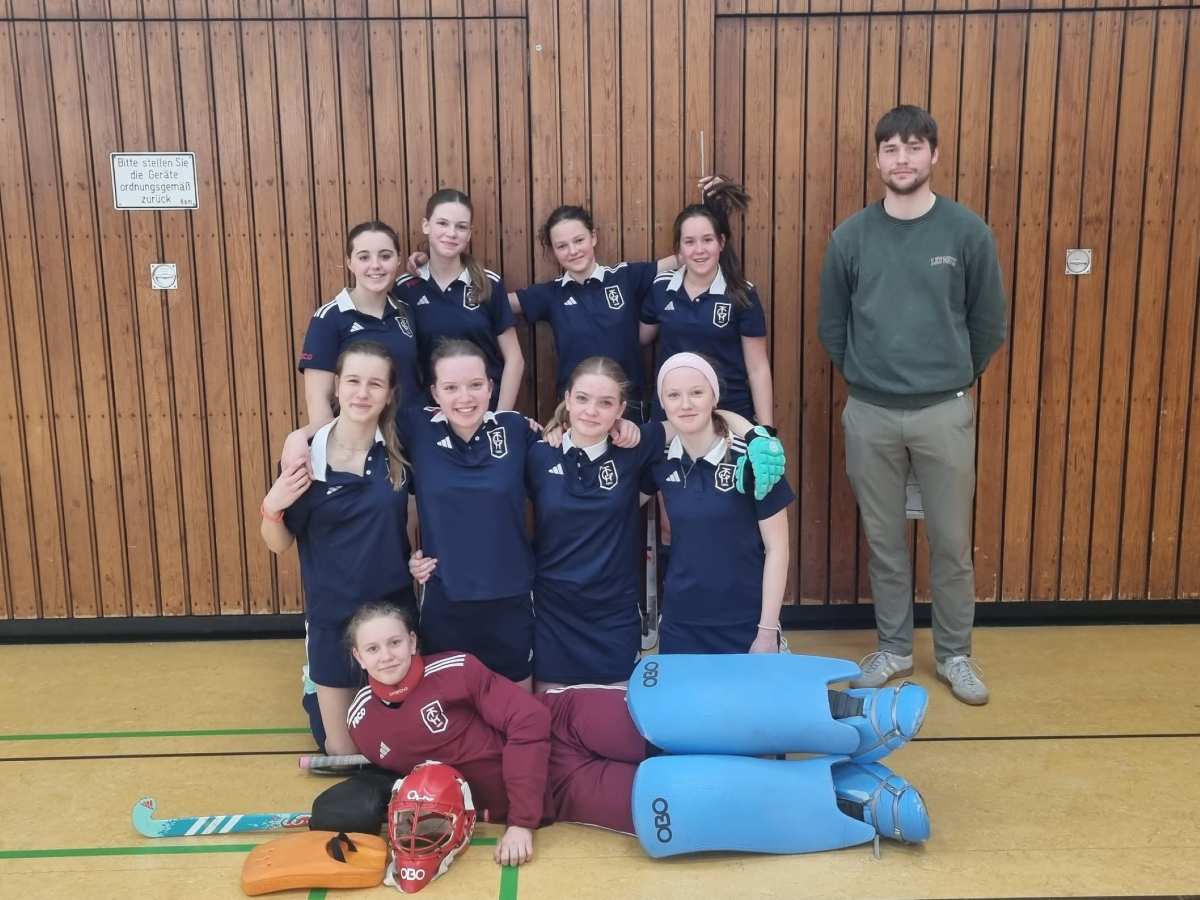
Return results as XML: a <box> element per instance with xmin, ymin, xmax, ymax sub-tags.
<box><xmin>656</xmin><ymin>352</ymin><xmax>720</xmax><ymax>405</ymax></box>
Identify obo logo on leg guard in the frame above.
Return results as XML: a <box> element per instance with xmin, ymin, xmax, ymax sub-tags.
<box><xmin>651</xmin><ymin>797</ymin><xmax>672</xmax><ymax>843</ymax></box>
<box><xmin>641</xmin><ymin>660</ymin><xmax>660</xmax><ymax>688</ymax></box>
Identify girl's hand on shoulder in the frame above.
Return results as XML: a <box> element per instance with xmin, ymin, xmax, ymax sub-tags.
<box><xmin>495</xmin><ymin>825</ymin><xmax>534</xmax><ymax>867</ymax></box>
<box><xmin>541</xmin><ymin>420</ymin><xmax>564</xmax><ymax>448</ymax></box>
<box><xmin>264</xmin><ymin>461</ymin><xmax>310</xmax><ymax>515</ymax></box>
<box><xmin>407</xmin><ymin>251</ymin><xmax>428</xmax><ymax>276</ymax></box>
<box><xmin>408</xmin><ymin>549</ymin><xmax>437</xmax><ymax>584</ymax></box>
<box><xmin>280</xmin><ymin>428</ymin><xmax>312</xmax><ymax>477</ymax></box>
<box><xmin>609</xmin><ymin>419</ymin><xmax>641</xmax><ymax>449</ymax></box>
<box><xmin>748</xmin><ymin>628</ymin><xmax>781</xmax><ymax>654</ymax></box>
<box><xmin>526</xmin><ymin>417</ymin><xmax>544</xmax><ymax>434</ymax></box>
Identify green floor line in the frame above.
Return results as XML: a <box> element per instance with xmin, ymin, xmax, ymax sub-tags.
<box><xmin>499</xmin><ymin>862</ymin><xmax>519</xmax><ymax>900</ymax></box>
<box><xmin>0</xmin><ymin>844</ymin><xmax>258</xmax><ymax>859</ymax></box>
<box><xmin>0</xmin><ymin>836</ymin><xmax>497</xmax><ymax>862</ymax></box>
<box><xmin>0</xmin><ymin>727</ymin><xmax>310</xmax><ymax>742</ymax></box>
<box><xmin>4</xmin><ymin>837</ymin><xmax>512</xmax><ymax>898</ymax></box>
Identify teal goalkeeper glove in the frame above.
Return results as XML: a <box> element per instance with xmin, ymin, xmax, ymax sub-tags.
<box><xmin>734</xmin><ymin>425</ymin><xmax>786</xmax><ymax>500</ymax></box>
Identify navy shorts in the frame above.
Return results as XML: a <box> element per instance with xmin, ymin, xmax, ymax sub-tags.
<box><xmin>420</xmin><ymin>580</ymin><xmax>534</xmax><ymax>682</ymax></box>
<box><xmin>533</xmin><ymin>580</ymin><xmax>640</xmax><ymax>684</ymax></box>
<box><xmin>307</xmin><ymin>587</ymin><xmax>418</xmax><ymax>688</ymax></box>
<box><xmin>306</xmin><ymin>620</ymin><xmax>362</xmax><ymax>688</ymax></box>
<box><xmin>658</xmin><ymin>617</ymin><xmax>758</xmax><ymax>655</ymax></box>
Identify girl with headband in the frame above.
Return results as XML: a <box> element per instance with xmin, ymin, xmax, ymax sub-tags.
<box><xmin>640</xmin><ymin>352</ymin><xmax>793</xmax><ymax>654</ymax></box>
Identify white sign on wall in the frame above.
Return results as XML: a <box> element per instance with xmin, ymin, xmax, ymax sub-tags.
<box><xmin>111</xmin><ymin>153</ymin><xmax>198</xmax><ymax>210</ymax></box>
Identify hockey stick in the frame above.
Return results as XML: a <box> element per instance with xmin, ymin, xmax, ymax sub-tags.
<box><xmin>642</xmin><ymin>510</ymin><xmax>659</xmax><ymax>651</ymax></box>
<box><xmin>298</xmin><ymin>753</ymin><xmax>371</xmax><ymax>774</ymax></box>
<box><xmin>132</xmin><ymin>796</ymin><xmax>309</xmax><ymax>838</ymax></box>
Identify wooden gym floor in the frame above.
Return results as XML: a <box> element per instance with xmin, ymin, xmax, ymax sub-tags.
<box><xmin>1</xmin><ymin>624</ymin><xmax>1198</xmax><ymax>900</ymax></box>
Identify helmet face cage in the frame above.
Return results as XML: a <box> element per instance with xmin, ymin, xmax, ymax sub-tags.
<box><xmin>390</xmin><ymin>807</ymin><xmax>457</xmax><ymax>855</ymax></box>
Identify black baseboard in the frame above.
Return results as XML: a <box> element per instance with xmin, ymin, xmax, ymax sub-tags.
<box><xmin>2</xmin><ymin>599</ymin><xmax>1199</xmax><ymax>643</ymax></box>
<box><xmin>780</xmin><ymin>599</ymin><xmax>1200</xmax><ymax>629</ymax></box>
<box><xmin>0</xmin><ymin>614</ymin><xmax>309</xmax><ymax>643</ymax></box>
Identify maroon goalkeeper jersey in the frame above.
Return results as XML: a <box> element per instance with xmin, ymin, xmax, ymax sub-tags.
<box><xmin>346</xmin><ymin>652</ymin><xmax>551</xmax><ymax>828</ymax></box>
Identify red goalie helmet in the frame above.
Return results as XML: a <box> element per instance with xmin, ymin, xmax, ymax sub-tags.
<box><xmin>385</xmin><ymin>761</ymin><xmax>477</xmax><ymax>893</ymax></box>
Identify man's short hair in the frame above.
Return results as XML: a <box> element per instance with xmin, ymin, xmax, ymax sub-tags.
<box><xmin>874</xmin><ymin>105</ymin><xmax>938</xmax><ymax>152</ymax></box>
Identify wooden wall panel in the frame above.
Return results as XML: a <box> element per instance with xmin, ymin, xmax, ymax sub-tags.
<box><xmin>1153</xmin><ymin>12</ymin><xmax>1200</xmax><ymax>599</ymax></box>
<box><xmin>1059</xmin><ymin>11</ymin><xmax>1122</xmax><ymax>600</ymax></box>
<box><xmin>1</xmin><ymin>3</ymin><xmax>1198</xmax><ymax>623</ymax></box>
<box><xmin>1029</xmin><ymin>10</ymin><xmax>1089</xmax><ymax>602</ymax></box>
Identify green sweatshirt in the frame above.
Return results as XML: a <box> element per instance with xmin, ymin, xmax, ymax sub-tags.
<box><xmin>818</xmin><ymin>196</ymin><xmax>1007</xmax><ymax>409</ymax></box>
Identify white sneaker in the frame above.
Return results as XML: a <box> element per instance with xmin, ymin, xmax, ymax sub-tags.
<box><xmin>936</xmin><ymin>655</ymin><xmax>989</xmax><ymax>705</ymax></box>
<box><xmin>850</xmin><ymin>650</ymin><xmax>914</xmax><ymax>688</ymax></box>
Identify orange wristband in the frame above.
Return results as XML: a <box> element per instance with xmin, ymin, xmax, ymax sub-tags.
<box><xmin>260</xmin><ymin>501</ymin><xmax>285</xmax><ymax>523</ymax></box>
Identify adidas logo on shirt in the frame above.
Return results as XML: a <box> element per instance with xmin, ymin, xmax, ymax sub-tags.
<box><xmin>326</xmin><ymin>485</ymin><xmax>344</xmax><ymax>495</ymax></box>
<box><xmin>349</xmin><ymin>322</ymin><xmax>365</xmax><ymax>333</ymax></box>
<box><xmin>436</xmin><ymin>436</ymin><xmax>453</xmax><ymax>449</ymax></box>
<box><xmin>379</xmin><ymin>741</ymin><xmax>390</xmax><ymax>759</ymax></box>
<box><xmin>417</xmin><ymin>296</ymin><xmax>431</xmax><ymax>305</ymax></box>
<box><xmin>548</xmin><ymin>463</ymin><xmax>564</xmax><ymax>475</ymax></box>
<box><xmin>563</xmin><ymin>297</ymin><xmax>578</xmax><ymax>306</ymax></box>
<box><xmin>666</xmin><ymin>471</ymin><xmax>681</xmax><ymax>483</ymax></box>
<box><xmin>663</xmin><ymin>301</ymin><xmax>675</xmax><ymax>311</ymax></box>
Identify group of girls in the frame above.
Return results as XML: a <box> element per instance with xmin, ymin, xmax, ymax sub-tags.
<box><xmin>260</xmin><ymin>179</ymin><xmax>793</xmax><ymax>757</ymax></box>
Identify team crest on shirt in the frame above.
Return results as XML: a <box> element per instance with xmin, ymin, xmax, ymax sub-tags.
<box><xmin>420</xmin><ymin>700</ymin><xmax>449</xmax><ymax>734</ymax></box>
<box><xmin>488</xmin><ymin>427</ymin><xmax>508</xmax><ymax>459</ymax></box>
<box><xmin>605</xmin><ymin>285</ymin><xmax>625</xmax><ymax>310</ymax></box>
<box><xmin>598</xmin><ymin>459</ymin><xmax>619</xmax><ymax>490</ymax></box>
<box><xmin>713</xmin><ymin>302</ymin><xmax>733</xmax><ymax>328</ymax></box>
<box><xmin>463</xmin><ymin>286</ymin><xmax>480</xmax><ymax>310</ymax></box>
<box><xmin>715</xmin><ymin>462</ymin><xmax>736</xmax><ymax>492</ymax></box>
<box><xmin>396</xmin><ymin>315</ymin><xmax>414</xmax><ymax>338</ymax></box>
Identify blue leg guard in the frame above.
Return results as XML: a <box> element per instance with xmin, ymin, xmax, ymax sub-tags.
<box><xmin>832</xmin><ymin>760</ymin><xmax>930</xmax><ymax>844</ymax></box>
<box><xmin>631</xmin><ymin>755</ymin><xmax>929</xmax><ymax>858</ymax></box>
<box><xmin>628</xmin><ymin>655</ymin><xmax>927</xmax><ymax>761</ymax></box>
<box><xmin>842</xmin><ymin>682</ymin><xmax>928</xmax><ymax>763</ymax></box>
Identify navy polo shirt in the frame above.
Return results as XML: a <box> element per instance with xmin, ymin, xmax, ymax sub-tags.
<box><xmin>283</xmin><ymin>420</ymin><xmax>413</xmax><ymax>626</ymax></box>
<box><xmin>397</xmin><ymin>406</ymin><xmax>536</xmax><ymax>602</ymax></box>
<box><xmin>643</xmin><ymin>267</ymin><xmax>767</xmax><ymax>419</ymax></box>
<box><xmin>640</xmin><ymin>434</ymin><xmax>794</xmax><ymax>627</ymax></box>
<box><xmin>525</xmin><ymin>424</ymin><xmax>665</xmax><ymax>605</ymax></box>
<box><xmin>393</xmin><ymin>264</ymin><xmax>514</xmax><ymax>396</ymax></box>
<box><xmin>517</xmin><ymin>261</ymin><xmax>658</xmax><ymax>399</ymax></box>
<box><xmin>298</xmin><ymin>289</ymin><xmax>424</xmax><ymax>410</ymax></box>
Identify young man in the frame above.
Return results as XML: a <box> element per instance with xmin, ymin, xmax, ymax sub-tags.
<box><xmin>818</xmin><ymin>105</ymin><xmax>1007</xmax><ymax>705</ymax></box>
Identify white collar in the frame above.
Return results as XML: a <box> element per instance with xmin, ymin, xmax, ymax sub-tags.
<box><xmin>333</xmin><ymin>288</ymin><xmax>401</xmax><ymax>314</ymax></box>
<box><xmin>666</xmin><ymin>266</ymin><xmax>727</xmax><ymax>297</ymax></box>
<box><xmin>429</xmin><ymin>409</ymin><xmax>500</xmax><ymax>426</ymax></box>
<box><xmin>666</xmin><ymin>434</ymin><xmax>727</xmax><ymax>465</ymax></box>
<box><xmin>562</xmin><ymin>430</ymin><xmax>608</xmax><ymax>461</ymax></box>
<box><xmin>309</xmin><ymin>418</ymin><xmax>386</xmax><ymax>481</ymax></box>
<box><xmin>557</xmin><ymin>263</ymin><xmax>605</xmax><ymax>287</ymax></box>
<box><xmin>417</xmin><ymin>263</ymin><xmax>472</xmax><ymax>286</ymax></box>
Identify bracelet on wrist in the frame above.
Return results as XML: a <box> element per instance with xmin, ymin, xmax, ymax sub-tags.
<box><xmin>756</xmin><ymin>623</ymin><xmax>781</xmax><ymax>632</ymax></box>
<box><xmin>260</xmin><ymin>501</ymin><xmax>285</xmax><ymax>523</ymax></box>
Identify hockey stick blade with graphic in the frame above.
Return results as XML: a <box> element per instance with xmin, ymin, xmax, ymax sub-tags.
<box><xmin>298</xmin><ymin>753</ymin><xmax>371</xmax><ymax>774</ymax></box>
<box><xmin>132</xmin><ymin>796</ymin><xmax>310</xmax><ymax>838</ymax></box>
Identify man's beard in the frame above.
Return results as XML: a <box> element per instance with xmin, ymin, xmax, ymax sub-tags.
<box><xmin>884</xmin><ymin>169</ymin><xmax>930</xmax><ymax>196</ymax></box>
